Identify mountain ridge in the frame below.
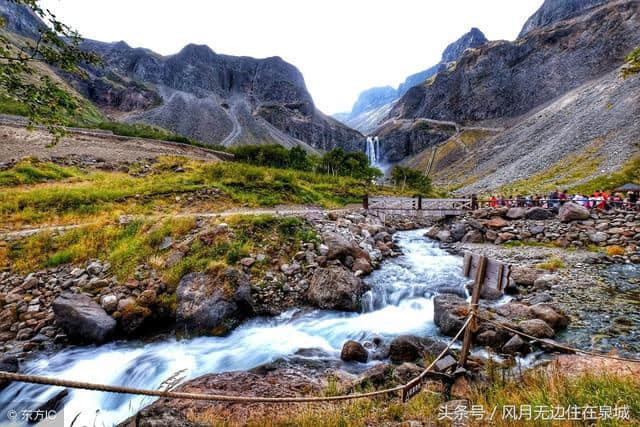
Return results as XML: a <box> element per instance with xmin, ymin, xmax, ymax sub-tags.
<box><xmin>334</xmin><ymin>27</ymin><xmax>487</xmax><ymax>134</ymax></box>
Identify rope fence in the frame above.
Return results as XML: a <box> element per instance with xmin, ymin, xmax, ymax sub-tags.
<box><xmin>1</xmin><ymin>301</ymin><xmax>638</xmax><ymax>407</ymax></box>
<box><xmin>0</xmin><ymin>317</ymin><xmax>471</xmax><ymax>405</ymax></box>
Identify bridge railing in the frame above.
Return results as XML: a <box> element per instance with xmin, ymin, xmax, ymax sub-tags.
<box><xmin>364</xmin><ymin>195</ymin><xmax>473</xmax><ymax>216</ymax></box>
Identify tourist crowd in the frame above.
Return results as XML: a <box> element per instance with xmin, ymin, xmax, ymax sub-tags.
<box><xmin>482</xmin><ymin>189</ymin><xmax>640</xmax><ymax>212</ymax></box>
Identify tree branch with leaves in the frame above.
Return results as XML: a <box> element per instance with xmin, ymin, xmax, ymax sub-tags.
<box><xmin>0</xmin><ymin>0</ymin><xmax>100</xmax><ymax>138</ymax></box>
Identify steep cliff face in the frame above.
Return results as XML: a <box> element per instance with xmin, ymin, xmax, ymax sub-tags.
<box><xmin>518</xmin><ymin>0</ymin><xmax>608</xmax><ymax>38</ymax></box>
<box><xmin>390</xmin><ymin>0</ymin><xmax>640</xmax><ymax>124</ymax></box>
<box><xmin>0</xmin><ymin>2</ymin><xmax>363</xmax><ymax>152</ymax></box>
<box><xmin>0</xmin><ymin>0</ymin><xmax>44</xmax><ymax>39</ymax></box>
<box><xmin>336</xmin><ymin>28</ymin><xmax>487</xmax><ymax>135</ymax></box>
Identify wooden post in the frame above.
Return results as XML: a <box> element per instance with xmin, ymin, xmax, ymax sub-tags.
<box><xmin>418</xmin><ymin>195</ymin><xmax>423</xmax><ymax>211</ymax></box>
<box><xmin>363</xmin><ymin>194</ymin><xmax>369</xmax><ymax>210</ymax></box>
<box><xmin>459</xmin><ymin>255</ymin><xmax>487</xmax><ymax>368</ymax></box>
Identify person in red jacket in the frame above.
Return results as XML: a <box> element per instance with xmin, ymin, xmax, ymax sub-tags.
<box><xmin>490</xmin><ymin>195</ymin><xmax>498</xmax><ymax>208</ymax></box>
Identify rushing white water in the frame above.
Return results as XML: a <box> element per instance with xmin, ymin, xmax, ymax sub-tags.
<box><xmin>365</xmin><ymin>136</ymin><xmax>380</xmax><ymax>167</ymax></box>
<box><xmin>0</xmin><ymin>229</ymin><xmax>467</xmax><ymax>426</ymax></box>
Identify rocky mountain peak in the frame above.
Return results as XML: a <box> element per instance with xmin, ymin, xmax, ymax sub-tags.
<box><xmin>441</xmin><ymin>27</ymin><xmax>488</xmax><ymax>63</ymax></box>
<box><xmin>0</xmin><ymin>0</ymin><xmax>45</xmax><ymax>39</ymax></box>
<box><xmin>518</xmin><ymin>0</ymin><xmax>608</xmax><ymax>38</ymax></box>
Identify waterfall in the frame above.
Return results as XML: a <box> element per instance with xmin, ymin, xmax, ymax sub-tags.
<box><xmin>366</xmin><ymin>136</ymin><xmax>379</xmax><ymax>166</ymax></box>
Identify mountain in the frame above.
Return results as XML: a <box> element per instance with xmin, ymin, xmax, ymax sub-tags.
<box><xmin>390</xmin><ymin>0</ymin><xmax>639</xmax><ymax>124</ymax></box>
<box><xmin>0</xmin><ymin>0</ymin><xmax>44</xmax><ymax>39</ymax></box>
<box><xmin>518</xmin><ymin>0</ymin><xmax>607</xmax><ymax>38</ymax></box>
<box><xmin>392</xmin><ymin>0</ymin><xmax>640</xmax><ymax>194</ymax></box>
<box><xmin>0</xmin><ymin>2</ymin><xmax>363</xmax><ymax>152</ymax></box>
<box><xmin>335</xmin><ymin>28</ymin><xmax>487</xmax><ymax>134</ymax></box>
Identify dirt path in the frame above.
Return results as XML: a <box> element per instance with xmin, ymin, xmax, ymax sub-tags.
<box><xmin>0</xmin><ymin>123</ymin><xmax>230</xmax><ymax>164</ymax></box>
<box><xmin>0</xmin><ymin>205</ymin><xmax>362</xmax><ymax>241</ymax></box>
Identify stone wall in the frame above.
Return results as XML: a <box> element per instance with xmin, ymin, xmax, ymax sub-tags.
<box><xmin>427</xmin><ymin>203</ymin><xmax>640</xmax><ymax>263</ymax></box>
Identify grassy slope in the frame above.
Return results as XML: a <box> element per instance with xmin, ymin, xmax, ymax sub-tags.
<box><xmin>0</xmin><ymin>157</ymin><xmax>405</xmax><ymax>228</ymax></box>
<box><xmin>191</xmin><ymin>367</ymin><xmax>640</xmax><ymax>426</ymax></box>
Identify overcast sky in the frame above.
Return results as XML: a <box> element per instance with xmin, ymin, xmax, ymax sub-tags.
<box><xmin>40</xmin><ymin>0</ymin><xmax>544</xmax><ymax>114</ymax></box>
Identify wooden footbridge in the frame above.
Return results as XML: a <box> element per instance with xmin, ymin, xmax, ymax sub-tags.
<box><xmin>364</xmin><ymin>195</ymin><xmax>474</xmax><ymax>220</ymax></box>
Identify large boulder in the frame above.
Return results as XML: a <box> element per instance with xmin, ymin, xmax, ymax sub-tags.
<box><xmin>322</xmin><ymin>232</ymin><xmax>369</xmax><ymax>261</ymax></box>
<box><xmin>506</xmin><ymin>207</ymin><xmax>526</xmax><ymax>220</ymax></box>
<box><xmin>307</xmin><ymin>267</ymin><xmax>366</xmax><ymax>311</ymax></box>
<box><xmin>558</xmin><ymin>202</ymin><xmax>590</xmax><ymax>222</ymax></box>
<box><xmin>525</xmin><ymin>207</ymin><xmax>554</xmax><ymax>220</ymax></box>
<box><xmin>487</xmin><ymin>217</ymin><xmax>508</xmax><ymax>229</ymax></box>
<box><xmin>502</xmin><ymin>334</ymin><xmax>530</xmax><ymax>355</ymax></box>
<box><xmin>176</xmin><ymin>269</ymin><xmax>253</xmax><ymax>336</ymax></box>
<box><xmin>340</xmin><ymin>340</ymin><xmax>368</xmax><ymax>363</ymax></box>
<box><xmin>518</xmin><ymin>319</ymin><xmax>555</xmax><ymax>338</ymax></box>
<box><xmin>433</xmin><ymin>294</ymin><xmax>468</xmax><ymax>336</ymax></box>
<box><xmin>530</xmin><ymin>304</ymin><xmax>569</xmax><ymax>329</ymax></box>
<box><xmin>462</xmin><ymin>230</ymin><xmax>484</xmax><ymax>243</ymax></box>
<box><xmin>389</xmin><ymin>335</ymin><xmax>447</xmax><ymax>363</ymax></box>
<box><xmin>450</xmin><ymin>223</ymin><xmax>468</xmax><ymax>242</ymax></box>
<box><xmin>52</xmin><ymin>293</ymin><xmax>116</xmax><ymax>343</ymax></box>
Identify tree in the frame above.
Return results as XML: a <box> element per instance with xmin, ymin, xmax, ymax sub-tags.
<box><xmin>0</xmin><ymin>0</ymin><xmax>100</xmax><ymax>137</ymax></box>
<box><xmin>391</xmin><ymin>166</ymin><xmax>432</xmax><ymax>194</ymax></box>
<box><xmin>622</xmin><ymin>47</ymin><xmax>640</xmax><ymax>79</ymax></box>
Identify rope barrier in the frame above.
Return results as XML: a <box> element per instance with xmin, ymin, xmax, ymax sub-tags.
<box><xmin>480</xmin><ymin>316</ymin><xmax>640</xmax><ymax>364</ymax></box>
<box><xmin>0</xmin><ymin>316</ymin><xmax>473</xmax><ymax>404</ymax></box>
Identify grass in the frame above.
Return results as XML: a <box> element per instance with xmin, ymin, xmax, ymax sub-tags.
<box><xmin>162</xmin><ymin>214</ymin><xmax>317</xmax><ymax>287</ymax></box>
<box><xmin>0</xmin><ymin>156</ymin><xmax>404</xmax><ymax>228</ymax></box>
<box><xmin>571</xmin><ymin>154</ymin><xmax>640</xmax><ymax>195</ymax></box>
<box><xmin>496</xmin><ymin>138</ymin><xmax>604</xmax><ymax>196</ymax></box>
<box><xmin>536</xmin><ymin>257</ymin><xmax>566</xmax><ymax>272</ymax></box>
<box><xmin>190</xmin><ymin>368</ymin><xmax>640</xmax><ymax>426</ymax></box>
<box><xmin>1</xmin><ymin>213</ymin><xmax>317</xmax><ymax>289</ymax></box>
<box><xmin>0</xmin><ymin>157</ymin><xmax>80</xmax><ymax>187</ymax></box>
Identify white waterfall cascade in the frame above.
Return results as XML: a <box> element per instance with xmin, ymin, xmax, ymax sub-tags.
<box><xmin>366</xmin><ymin>136</ymin><xmax>380</xmax><ymax>167</ymax></box>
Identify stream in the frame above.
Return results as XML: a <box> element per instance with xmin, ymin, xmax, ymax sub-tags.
<box><xmin>0</xmin><ymin>229</ymin><xmax>469</xmax><ymax>426</ymax></box>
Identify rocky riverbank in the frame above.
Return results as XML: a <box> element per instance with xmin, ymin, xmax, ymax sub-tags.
<box><xmin>0</xmin><ymin>210</ymin><xmax>429</xmax><ymax>364</ymax></box>
<box><xmin>427</xmin><ymin>203</ymin><xmax>640</xmax><ymax>264</ymax></box>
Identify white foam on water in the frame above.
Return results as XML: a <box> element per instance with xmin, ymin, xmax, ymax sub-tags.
<box><xmin>0</xmin><ymin>229</ymin><xmax>467</xmax><ymax>426</ymax></box>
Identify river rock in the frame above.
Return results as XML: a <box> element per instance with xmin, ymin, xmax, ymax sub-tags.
<box><xmin>100</xmin><ymin>294</ymin><xmax>118</xmax><ymax>313</ymax></box>
<box><xmin>322</xmin><ymin>232</ymin><xmax>369</xmax><ymax>263</ymax></box>
<box><xmin>529</xmin><ymin>304</ymin><xmax>569</xmax><ymax>329</ymax></box>
<box><xmin>389</xmin><ymin>335</ymin><xmax>447</xmax><ymax>363</ymax></box>
<box><xmin>450</xmin><ymin>223</ymin><xmax>467</xmax><ymax>242</ymax></box>
<box><xmin>502</xmin><ymin>334</ymin><xmax>529</xmax><ymax>355</ymax></box>
<box><xmin>359</xmin><ymin>364</ymin><xmax>394</xmax><ymax>388</ymax></box>
<box><xmin>558</xmin><ymin>203</ymin><xmax>590</xmax><ymax>222</ymax></box>
<box><xmin>176</xmin><ymin>270</ymin><xmax>253</xmax><ymax>336</ymax></box>
<box><xmin>526</xmin><ymin>207</ymin><xmax>554</xmax><ymax>220</ymax></box>
<box><xmin>52</xmin><ymin>293</ymin><xmax>116</xmax><ymax>343</ymax></box>
<box><xmin>340</xmin><ymin>340</ymin><xmax>368</xmax><ymax>363</ymax></box>
<box><xmin>86</xmin><ymin>261</ymin><xmax>103</xmax><ymax>276</ymax></box>
<box><xmin>506</xmin><ymin>207</ymin><xmax>526</xmax><ymax>220</ymax></box>
<box><xmin>487</xmin><ymin>217</ymin><xmax>508</xmax><ymax>229</ymax></box>
<box><xmin>434</xmin><ymin>294</ymin><xmax>467</xmax><ymax>336</ymax></box>
<box><xmin>588</xmin><ymin>231</ymin><xmax>608</xmax><ymax>243</ymax></box>
<box><xmin>462</xmin><ymin>230</ymin><xmax>484</xmax><ymax>243</ymax></box>
<box><xmin>307</xmin><ymin>267</ymin><xmax>366</xmax><ymax>311</ymax></box>
<box><xmin>510</xmin><ymin>267</ymin><xmax>544</xmax><ymax>286</ymax></box>
<box><xmin>518</xmin><ymin>319</ymin><xmax>554</xmax><ymax>338</ymax></box>
<box><xmin>533</xmin><ymin>274</ymin><xmax>558</xmax><ymax>290</ymax></box>
<box><xmin>352</xmin><ymin>257</ymin><xmax>373</xmax><ymax>274</ymax></box>
<box><xmin>436</xmin><ymin>230</ymin><xmax>452</xmax><ymax>242</ymax></box>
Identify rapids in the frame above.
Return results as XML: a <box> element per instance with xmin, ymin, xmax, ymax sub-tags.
<box><xmin>0</xmin><ymin>229</ymin><xmax>468</xmax><ymax>426</ymax></box>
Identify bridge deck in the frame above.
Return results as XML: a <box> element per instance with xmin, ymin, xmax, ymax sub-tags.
<box><xmin>365</xmin><ymin>196</ymin><xmax>473</xmax><ymax>219</ymax></box>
